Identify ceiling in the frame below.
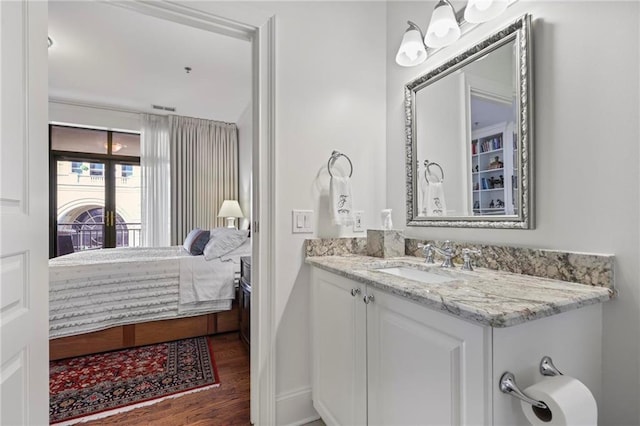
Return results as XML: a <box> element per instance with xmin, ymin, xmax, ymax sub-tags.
<box><xmin>48</xmin><ymin>1</ymin><xmax>252</xmax><ymax>123</ymax></box>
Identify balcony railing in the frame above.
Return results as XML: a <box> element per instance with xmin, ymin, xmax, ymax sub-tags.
<box><xmin>57</xmin><ymin>223</ymin><xmax>141</xmax><ymax>254</ymax></box>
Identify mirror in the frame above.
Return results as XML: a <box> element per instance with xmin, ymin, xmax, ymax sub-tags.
<box><xmin>405</xmin><ymin>14</ymin><xmax>533</xmax><ymax>229</ymax></box>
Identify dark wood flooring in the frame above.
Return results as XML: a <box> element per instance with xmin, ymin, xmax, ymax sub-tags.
<box><xmin>83</xmin><ymin>332</ymin><xmax>250</xmax><ymax>426</ymax></box>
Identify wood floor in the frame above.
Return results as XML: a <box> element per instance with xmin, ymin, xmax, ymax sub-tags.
<box><xmin>83</xmin><ymin>332</ymin><xmax>250</xmax><ymax>426</ymax></box>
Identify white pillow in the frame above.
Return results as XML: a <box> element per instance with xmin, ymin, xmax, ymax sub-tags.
<box><xmin>203</xmin><ymin>228</ymin><xmax>249</xmax><ymax>260</ymax></box>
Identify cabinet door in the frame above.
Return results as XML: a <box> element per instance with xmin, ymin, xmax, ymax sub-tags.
<box><xmin>366</xmin><ymin>287</ymin><xmax>491</xmax><ymax>426</ymax></box>
<box><xmin>311</xmin><ymin>269</ymin><xmax>367</xmax><ymax>426</ymax></box>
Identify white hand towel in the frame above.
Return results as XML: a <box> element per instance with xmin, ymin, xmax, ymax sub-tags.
<box><xmin>426</xmin><ymin>182</ymin><xmax>447</xmax><ymax>216</ymax></box>
<box><xmin>330</xmin><ymin>176</ymin><xmax>354</xmax><ymax>225</ymax></box>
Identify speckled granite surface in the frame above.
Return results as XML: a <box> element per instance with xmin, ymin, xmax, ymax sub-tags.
<box><xmin>306</xmin><ymin>255</ymin><xmax>612</xmax><ymax>328</ymax></box>
<box><xmin>367</xmin><ymin>229</ymin><xmax>405</xmax><ymax>258</ymax></box>
<box><xmin>304</xmin><ymin>238</ymin><xmax>367</xmax><ymax>257</ymax></box>
<box><xmin>406</xmin><ymin>239</ymin><xmax>614</xmax><ymax>289</ymax></box>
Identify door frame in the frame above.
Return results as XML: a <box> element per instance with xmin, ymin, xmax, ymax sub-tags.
<box><xmin>47</xmin><ymin>1</ymin><xmax>277</xmax><ymax>423</ymax></box>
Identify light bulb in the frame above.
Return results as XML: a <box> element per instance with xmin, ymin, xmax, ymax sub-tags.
<box><xmin>475</xmin><ymin>0</ymin><xmax>491</xmax><ymax>11</ymax></box>
<box><xmin>464</xmin><ymin>0</ymin><xmax>508</xmax><ymax>24</ymax></box>
<box><xmin>424</xmin><ymin>0</ymin><xmax>460</xmax><ymax>49</ymax></box>
<box><xmin>434</xmin><ymin>25</ymin><xmax>449</xmax><ymax>38</ymax></box>
<box><xmin>405</xmin><ymin>45</ymin><xmax>420</xmax><ymax>61</ymax></box>
<box><xmin>395</xmin><ymin>22</ymin><xmax>427</xmax><ymax>67</ymax></box>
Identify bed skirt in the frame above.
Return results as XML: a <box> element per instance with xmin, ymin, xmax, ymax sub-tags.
<box><xmin>49</xmin><ymin>294</ymin><xmax>239</xmax><ymax>361</ymax></box>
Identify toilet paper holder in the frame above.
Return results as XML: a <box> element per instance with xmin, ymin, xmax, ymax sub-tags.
<box><xmin>499</xmin><ymin>356</ymin><xmax>563</xmax><ymax>409</ymax></box>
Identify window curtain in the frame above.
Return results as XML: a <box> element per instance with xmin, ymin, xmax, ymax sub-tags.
<box><xmin>140</xmin><ymin>114</ymin><xmax>171</xmax><ymax>247</ymax></box>
<box><xmin>170</xmin><ymin>116</ymin><xmax>238</xmax><ymax>245</ymax></box>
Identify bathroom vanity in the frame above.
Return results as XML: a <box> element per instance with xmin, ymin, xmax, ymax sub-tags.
<box><xmin>307</xmin><ymin>256</ymin><xmax>611</xmax><ymax>425</ymax></box>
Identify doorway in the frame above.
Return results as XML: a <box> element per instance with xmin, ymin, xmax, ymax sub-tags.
<box><xmin>45</xmin><ymin>2</ymin><xmax>276</xmax><ymax>424</ymax></box>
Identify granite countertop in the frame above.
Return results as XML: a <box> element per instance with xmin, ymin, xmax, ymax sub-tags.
<box><xmin>305</xmin><ymin>255</ymin><xmax>613</xmax><ymax>328</ymax></box>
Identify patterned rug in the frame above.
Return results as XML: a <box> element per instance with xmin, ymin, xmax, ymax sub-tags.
<box><xmin>50</xmin><ymin>336</ymin><xmax>220</xmax><ymax>425</ymax></box>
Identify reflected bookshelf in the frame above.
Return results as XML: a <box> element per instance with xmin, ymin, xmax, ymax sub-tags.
<box><xmin>470</xmin><ymin>123</ymin><xmax>517</xmax><ymax>216</ymax></box>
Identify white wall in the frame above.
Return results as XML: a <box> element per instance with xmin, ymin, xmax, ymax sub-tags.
<box><xmin>192</xmin><ymin>2</ymin><xmax>388</xmax><ymax>423</ymax></box>
<box><xmin>265</xmin><ymin>3</ymin><xmax>387</xmax><ymax>422</ymax></box>
<box><xmin>237</xmin><ymin>103</ymin><xmax>252</xmax><ymax>230</ymax></box>
<box><xmin>387</xmin><ymin>2</ymin><xmax>640</xmax><ymax>424</ymax></box>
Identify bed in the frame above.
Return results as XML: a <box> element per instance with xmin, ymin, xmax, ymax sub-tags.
<box><xmin>49</xmin><ymin>234</ymin><xmax>251</xmax><ymax>360</ymax></box>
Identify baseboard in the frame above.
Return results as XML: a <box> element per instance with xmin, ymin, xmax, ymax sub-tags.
<box><xmin>276</xmin><ymin>386</ymin><xmax>320</xmax><ymax>426</ymax></box>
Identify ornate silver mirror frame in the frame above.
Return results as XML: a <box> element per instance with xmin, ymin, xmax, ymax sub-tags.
<box><xmin>405</xmin><ymin>14</ymin><xmax>533</xmax><ymax>229</ymax></box>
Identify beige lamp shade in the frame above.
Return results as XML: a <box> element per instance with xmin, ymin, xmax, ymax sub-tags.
<box><xmin>217</xmin><ymin>200</ymin><xmax>244</xmax><ymax>228</ymax></box>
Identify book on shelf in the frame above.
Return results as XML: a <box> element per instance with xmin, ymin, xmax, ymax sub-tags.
<box><xmin>479</xmin><ymin>136</ymin><xmax>502</xmax><ymax>153</ymax></box>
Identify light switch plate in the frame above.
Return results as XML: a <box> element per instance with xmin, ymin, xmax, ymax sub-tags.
<box><xmin>353</xmin><ymin>211</ymin><xmax>364</xmax><ymax>232</ymax></box>
<box><xmin>292</xmin><ymin>210</ymin><xmax>313</xmax><ymax>234</ymax></box>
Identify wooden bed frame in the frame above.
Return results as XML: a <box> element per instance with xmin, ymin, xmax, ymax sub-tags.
<box><xmin>50</xmin><ymin>295</ymin><xmax>239</xmax><ymax>361</ymax></box>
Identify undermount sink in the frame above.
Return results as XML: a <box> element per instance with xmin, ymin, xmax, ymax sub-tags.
<box><xmin>376</xmin><ymin>266</ymin><xmax>458</xmax><ymax>284</ymax></box>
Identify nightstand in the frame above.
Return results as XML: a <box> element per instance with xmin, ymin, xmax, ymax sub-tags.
<box><xmin>239</xmin><ymin>256</ymin><xmax>251</xmax><ymax>350</ymax></box>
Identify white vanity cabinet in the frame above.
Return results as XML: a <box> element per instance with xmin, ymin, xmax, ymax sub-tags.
<box><xmin>310</xmin><ymin>266</ymin><xmax>604</xmax><ymax>426</ymax></box>
<box><xmin>311</xmin><ymin>268</ymin><xmax>367</xmax><ymax>425</ymax></box>
<box><xmin>311</xmin><ymin>268</ymin><xmax>490</xmax><ymax>425</ymax></box>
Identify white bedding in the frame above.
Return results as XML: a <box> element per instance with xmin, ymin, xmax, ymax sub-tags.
<box><xmin>49</xmin><ymin>242</ymin><xmax>251</xmax><ymax>339</ymax></box>
<box><xmin>178</xmin><ymin>240</ymin><xmax>250</xmax><ymax>314</ymax></box>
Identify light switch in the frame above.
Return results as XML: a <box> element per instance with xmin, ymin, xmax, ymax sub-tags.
<box><xmin>292</xmin><ymin>210</ymin><xmax>313</xmax><ymax>234</ymax></box>
<box><xmin>353</xmin><ymin>211</ymin><xmax>364</xmax><ymax>232</ymax></box>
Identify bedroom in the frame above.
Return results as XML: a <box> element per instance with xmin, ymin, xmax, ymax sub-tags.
<box><xmin>46</xmin><ymin>1</ymin><xmax>254</xmax><ymax>423</ymax></box>
<box><xmin>2</xmin><ymin>1</ymin><xmax>640</xmax><ymax>426</ymax></box>
<box><xmin>43</xmin><ymin>2</ymin><xmax>251</xmax><ymax>424</ymax></box>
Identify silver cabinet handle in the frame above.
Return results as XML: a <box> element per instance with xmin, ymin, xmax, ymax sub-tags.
<box><xmin>363</xmin><ymin>294</ymin><xmax>374</xmax><ymax>304</ymax></box>
<box><xmin>350</xmin><ymin>288</ymin><xmax>361</xmax><ymax>297</ymax></box>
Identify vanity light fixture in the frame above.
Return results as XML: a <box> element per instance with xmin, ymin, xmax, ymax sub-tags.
<box><xmin>424</xmin><ymin>0</ymin><xmax>460</xmax><ymax>49</ymax></box>
<box><xmin>394</xmin><ymin>0</ymin><xmax>510</xmax><ymax>67</ymax></box>
<box><xmin>395</xmin><ymin>21</ymin><xmax>428</xmax><ymax>67</ymax></box>
<box><xmin>464</xmin><ymin>0</ymin><xmax>508</xmax><ymax>24</ymax></box>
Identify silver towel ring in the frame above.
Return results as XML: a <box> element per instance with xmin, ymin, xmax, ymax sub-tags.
<box><xmin>424</xmin><ymin>160</ymin><xmax>444</xmax><ymax>184</ymax></box>
<box><xmin>328</xmin><ymin>150</ymin><xmax>353</xmax><ymax>178</ymax></box>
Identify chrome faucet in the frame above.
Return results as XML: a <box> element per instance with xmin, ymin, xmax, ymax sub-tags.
<box><xmin>417</xmin><ymin>243</ymin><xmax>434</xmax><ymax>264</ymax></box>
<box><xmin>461</xmin><ymin>248</ymin><xmax>482</xmax><ymax>271</ymax></box>
<box><xmin>432</xmin><ymin>240</ymin><xmax>455</xmax><ymax>268</ymax></box>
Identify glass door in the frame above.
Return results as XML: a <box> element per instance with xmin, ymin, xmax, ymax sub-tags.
<box><xmin>50</xmin><ymin>125</ymin><xmax>141</xmax><ymax>257</ymax></box>
<box><xmin>114</xmin><ymin>162</ymin><xmax>141</xmax><ymax>248</ymax></box>
<box><xmin>55</xmin><ymin>159</ymin><xmax>107</xmax><ymax>255</ymax></box>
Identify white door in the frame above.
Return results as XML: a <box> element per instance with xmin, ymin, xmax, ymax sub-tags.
<box><xmin>311</xmin><ymin>269</ymin><xmax>367</xmax><ymax>426</ymax></box>
<box><xmin>0</xmin><ymin>1</ymin><xmax>49</xmax><ymax>425</ymax></box>
<box><xmin>366</xmin><ymin>287</ymin><xmax>491</xmax><ymax>426</ymax></box>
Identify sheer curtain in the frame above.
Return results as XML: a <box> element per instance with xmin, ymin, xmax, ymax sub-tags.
<box><xmin>140</xmin><ymin>114</ymin><xmax>171</xmax><ymax>247</ymax></box>
<box><xmin>169</xmin><ymin>116</ymin><xmax>238</xmax><ymax>245</ymax></box>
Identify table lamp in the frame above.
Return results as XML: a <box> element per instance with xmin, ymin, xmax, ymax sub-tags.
<box><xmin>217</xmin><ymin>200</ymin><xmax>244</xmax><ymax>228</ymax></box>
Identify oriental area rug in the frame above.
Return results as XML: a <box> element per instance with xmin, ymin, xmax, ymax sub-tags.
<box><xmin>50</xmin><ymin>336</ymin><xmax>220</xmax><ymax>425</ymax></box>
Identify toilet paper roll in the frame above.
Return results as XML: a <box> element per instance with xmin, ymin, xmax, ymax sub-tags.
<box><xmin>520</xmin><ymin>376</ymin><xmax>597</xmax><ymax>426</ymax></box>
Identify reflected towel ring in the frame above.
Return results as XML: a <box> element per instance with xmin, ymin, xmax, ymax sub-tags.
<box><xmin>424</xmin><ymin>160</ymin><xmax>444</xmax><ymax>184</ymax></box>
<box><xmin>328</xmin><ymin>150</ymin><xmax>353</xmax><ymax>178</ymax></box>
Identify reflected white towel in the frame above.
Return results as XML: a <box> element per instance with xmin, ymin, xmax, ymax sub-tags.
<box><xmin>330</xmin><ymin>176</ymin><xmax>354</xmax><ymax>225</ymax></box>
<box><xmin>419</xmin><ymin>172</ymin><xmax>428</xmax><ymax>216</ymax></box>
<box><xmin>426</xmin><ymin>182</ymin><xmax>447</xmax><ymax>216</ymax></box>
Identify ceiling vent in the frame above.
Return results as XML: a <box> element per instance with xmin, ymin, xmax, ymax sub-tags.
<box><xmin>152</xmin><ymin>104</ymin><xmax>176</xmax><ymax>112</ymax></box>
